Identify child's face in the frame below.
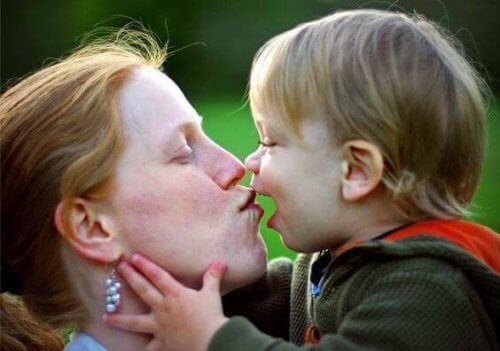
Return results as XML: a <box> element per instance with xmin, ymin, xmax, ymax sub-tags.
<box><xmin>245</xmin><ymin>114</ymin><xmax>347</xmax><ymax>252</ymax></box>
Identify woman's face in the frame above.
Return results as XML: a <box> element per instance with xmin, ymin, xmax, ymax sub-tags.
<box><xmin>108</xmin><ymin>67</ymin><xmax>267</xmax><ymax>293</ymax></box>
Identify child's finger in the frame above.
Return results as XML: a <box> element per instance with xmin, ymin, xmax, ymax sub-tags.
<box><xmin>130</xmin><ymin>253</ymin><xmax>184</xmax><ymax>296</ymax></box>
<box><xmin>202</xmin><ymin>261</ymin><xmax>227</xmax><ymax>293</ymax></box>
<box><xmin>116</xmin><ymin>261</ymin><xmax>162</xmax><ymax>307</ymax></box>
<box><xmin>144</xmin><ymin>338</ymin><xmax>163</xmax><ymax>351</ymax></box>
<box><xmin>103</xmin><ymin>313</ymin><xmax>155</xmax><ymax>334</ymax></box>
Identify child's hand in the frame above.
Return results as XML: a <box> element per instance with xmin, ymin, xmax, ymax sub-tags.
<box><xmin>103</xmin><ymin>254</ymin><xmax>229</xmax><ymax>351</ymax></box>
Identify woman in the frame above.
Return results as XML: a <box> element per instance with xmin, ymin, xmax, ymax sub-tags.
<box><xmin>1</xmin><ymin>28</ymin><xmax>268</xmax><ymax>350</ymax></box>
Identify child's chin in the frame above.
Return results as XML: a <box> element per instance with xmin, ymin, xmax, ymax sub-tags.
<box><xmin>280</xmin><ymin>234</ymin><xmax>301</xmax><ymax>252</ymax></box>
<box><xmin>281</xmin><ymin>234</ymin><xmax>318</xmax><ymax>253</ymax></box>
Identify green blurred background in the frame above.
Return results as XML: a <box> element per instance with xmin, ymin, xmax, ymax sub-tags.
<box><xmin>2</xmin><ymin>0</ymin><xmax>499</xmax><ymax>260</ymax></box>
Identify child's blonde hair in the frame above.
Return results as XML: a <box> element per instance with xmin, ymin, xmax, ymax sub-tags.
<box><xmin>249</xmin><ymin>9</ymin><xmax>488</xmax><ymax>221</ymax></box>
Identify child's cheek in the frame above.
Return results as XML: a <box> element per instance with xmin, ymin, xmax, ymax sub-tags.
<box><xmin>260</xmin><ymin>163</ymin><xmax>287</xmax><ymax>204</ymax></box>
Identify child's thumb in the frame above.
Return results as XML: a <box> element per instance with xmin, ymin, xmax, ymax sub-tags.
<box><xmin>202</xmin><ymin>261</ymin><xmax>227</xmax><ymax>292</ymax></box>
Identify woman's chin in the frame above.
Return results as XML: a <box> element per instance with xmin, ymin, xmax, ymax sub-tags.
<box><xmin>222</xmin><ymin>254</ymin><xmax>267</xmax><ymax>294</ymax></box>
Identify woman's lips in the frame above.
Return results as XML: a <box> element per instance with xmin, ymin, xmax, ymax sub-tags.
<box><xmin>267</xmin><ymin>211</ymin><xmax>279</xmax><ymax>230</ymax></box>
<box><xmin>243</xmin><ymin>202</ymin><xmax>264</xmax><ymax>220</ymax></box>
<box><xmin>239</xmin><ymin>190</ymin><xmax>256</xmax><ymax>210</ymax></box>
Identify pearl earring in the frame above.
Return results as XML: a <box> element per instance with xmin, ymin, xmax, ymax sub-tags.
<box><xmin>105</xmin><ymin>270</ymin><xmax>121</xmax><ymax>313</ymax></box>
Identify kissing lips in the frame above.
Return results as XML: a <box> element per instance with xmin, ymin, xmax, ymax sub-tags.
<box><xmin>267</xmin><ymin>211</ymin><xmax>280</xmax><ymax>231</ymax></box>
<box><xmin>247</xmin><ymin>203</ymin><xmax>264</xmax><ymax>219</ymax></box>
<box><xmin>240</xmin><ymin>190</ymin><xmax>257</xmax><ymax>211</ymax></box>
<box><xmin>240</xmin><ymin>190</ymin><xmax>264</xmax><ymax>220</ymax></box>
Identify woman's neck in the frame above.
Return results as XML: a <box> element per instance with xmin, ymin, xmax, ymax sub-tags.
<box><xmin>87</xmin><ymin>269</ymin><xmax>156</xmax><ymax>350</ymax></box>
<box><xmin>63</xmin><ymin>250</ymin><xmax>152</xmax><ymax>351</ymax></box>
<box><xmin>81</xmin><ymin>318</ymin><xmax>149</xmax><ymax>351</ymax></box>
<box><xmin>79</xmin><ymin>277</ymin><xmax>152</xmax><ymax>350</ymax></box>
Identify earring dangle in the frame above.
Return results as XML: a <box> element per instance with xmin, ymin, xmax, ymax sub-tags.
<box><xmin>105</xmin><ymin>269</ymin><xmax>121</xmax><ymax>313</ymax></box>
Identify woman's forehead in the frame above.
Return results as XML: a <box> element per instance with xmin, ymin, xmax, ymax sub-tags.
<box><xmin>118</xmin><ymin>67</ymin><xmax>199</xmax><ymax>141</ymax></box>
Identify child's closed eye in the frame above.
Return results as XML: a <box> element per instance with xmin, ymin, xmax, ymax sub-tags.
<box><xmin>258</xmin><ymin>140</ymin><xmax>277</xmax><ymax>148</ymax></box>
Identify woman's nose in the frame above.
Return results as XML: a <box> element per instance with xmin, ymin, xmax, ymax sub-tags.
<box><xmin>244</xmin><ymin>148</ymin><xmax>262</xmax><ymax>175</ymax></box>
<box><xmin>213</xmin><ymin>147</ymin><xmax>246</xmax><ymax>189</ymax></box>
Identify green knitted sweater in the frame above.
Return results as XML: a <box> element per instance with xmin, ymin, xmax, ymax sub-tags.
<box><xmin>217</xmin><ymin>222</ymin><xmax>499</xmax><ymax>350</ymax></box>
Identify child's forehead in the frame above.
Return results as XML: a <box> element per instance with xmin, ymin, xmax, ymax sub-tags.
<box><xmin>254</xmin><ymin>110</ymin><xmax>334</xmax><ymax>145</ymax></box>
<box><xmin>253</xmin><ymin>106</ymin><xmax>330</xmax><ymax>137</ymax></box>
<box><xmin>254</xmin><ymin>112</ymin><xmax>293</xmax><ymax>137</ymax></box>
<box><xmin>256</xmin><ymin>113</ymin><xmax>339</xmax><ymax>154</ymax></box>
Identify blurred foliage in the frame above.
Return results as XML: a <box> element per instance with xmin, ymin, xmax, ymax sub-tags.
<box><xmin>2</xmin><ymin>1</ymin><xmax>499</xmax><ymax>259</ymax></box>
<box><xmin>2</xmin><ymin>0</ymin><xmax>500</xmax><ymax>98</ymax></box>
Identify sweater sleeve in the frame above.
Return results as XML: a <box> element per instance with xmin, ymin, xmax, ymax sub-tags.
<box><xmin>222</xmin><ymin>257</ymin><xmax>293</xmax><ymax>339</ymax></box>
<box><xmin>212</xmin><ymin>262</ymin><xmax>494</xmax><ymax>351</ymax></box>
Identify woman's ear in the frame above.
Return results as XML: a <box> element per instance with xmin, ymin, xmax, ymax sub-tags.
<box><xmin>54</xmin><ymin>199</ymin><xmax>122</xmax><ymax>263</ymax></box>
<box><xmin>340</xmin><ymin>140</ymin><xmax>384</xmax><ymax>202</ymax></box>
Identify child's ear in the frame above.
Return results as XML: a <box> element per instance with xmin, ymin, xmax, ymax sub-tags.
<box><xmin>54</xmin><ymin>199</ymin><xmax>122</xmax><ymax>263</ymax></box>
<box><xmin>340</xmin><ymin>140</ymin><xmax>384</xmax><ymax>202</ymax></box>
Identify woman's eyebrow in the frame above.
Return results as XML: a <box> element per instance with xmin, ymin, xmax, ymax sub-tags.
<box><xmin>159</xmin><ymin>114</ymin><xmax>203</xmax><ymax>154</ymax></box>
<box><xmin>179</xmin><ymin>115</ymin><xmax>203</xmax><ymax>134</ymax></box>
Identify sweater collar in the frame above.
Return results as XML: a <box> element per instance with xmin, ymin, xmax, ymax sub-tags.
<box><xmin>334</xmin><ymin>219</ymin><xmax>499</xmax><ymax>273</ymax></box>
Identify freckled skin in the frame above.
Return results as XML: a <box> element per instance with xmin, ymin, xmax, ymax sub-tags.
<box><xmin>107</xmin><ymin>67</ymin><xmax>267</xmax><ymax>293</ymax></box>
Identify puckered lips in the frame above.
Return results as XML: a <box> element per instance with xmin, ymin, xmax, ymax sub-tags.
<box><xmin>267</xmin><ymin>211</ymin><xmax>279</xmax><ymax>230</ymax></box>
<box><xmin>239</xmin><ymin>190</ymin><xmax>257</xmax><ymax>211</ymax></box>
<box><xmin>239</xmin><ymin>190</ymin><xmax>264</xmax><ymax>221</ymax></box>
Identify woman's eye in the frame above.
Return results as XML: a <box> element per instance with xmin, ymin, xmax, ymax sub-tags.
<box><xmin>174</xmin><ymin>145</ymin><xmax>193</xmax><ymax>163</ymax></box>
<box><xmin>258</xmin><ymin>140</ymin><xmax>277</xmax><ymax>148</ymax></box>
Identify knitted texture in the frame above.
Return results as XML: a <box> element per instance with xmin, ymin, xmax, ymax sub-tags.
<box><xmin>223</xmin><ymin>257</ymin><xmax>293</xmax><ymax>339</ymax></box>
<box><xmin>216</xmin><ymin>233</ymin><xmax>499</xmax><ymax>351</ymax></box>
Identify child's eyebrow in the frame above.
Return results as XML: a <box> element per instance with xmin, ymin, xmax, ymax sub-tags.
<box><xmin>256</xmin><ymin>117</ymin><xmax>288</xmax><ymax>139</ymax></box>
<box><xmin>255</xmin><ymin>120</ymin><xmax>265</xmax><ymax>136</ymax></box>
<box><xmin>255</xmin><ymin>119</ymin><xmax>270</xmax><ymax>132</ymax></box>
<box><xmin>263</xmin><ymin>123</ymin><xmax>287</xmax><ymax>139</ymax></box>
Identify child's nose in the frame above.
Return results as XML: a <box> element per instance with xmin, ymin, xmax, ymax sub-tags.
<box><xmin>244</xmin><ymin>148</ymin><xmax>262</xmax><ymax>174</ymax></box>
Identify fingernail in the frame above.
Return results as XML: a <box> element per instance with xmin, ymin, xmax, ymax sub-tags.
<box><xmin>213</xmin><ymin>261</ymin><xmax>227</xmax><ymax>274</ymax></box>
<box><xmin>131</xmin><ymin>253</ymin><xmax>141</xmax><ymax>264</ymax></box>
